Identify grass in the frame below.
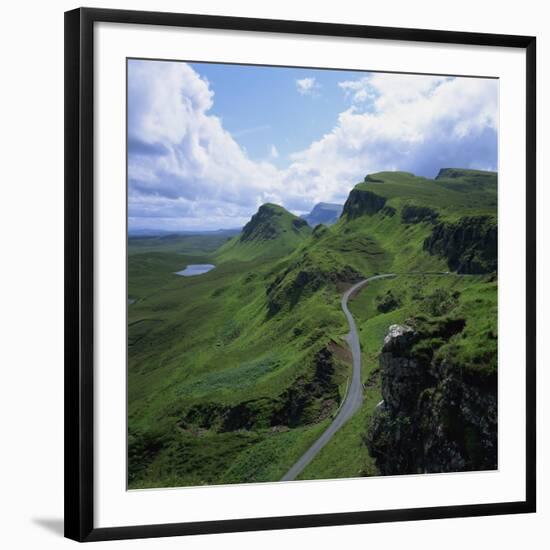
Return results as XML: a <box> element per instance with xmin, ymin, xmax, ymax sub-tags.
<box><xmin>296</xmin><ymin>273</ymin><xmax>497</xmax><ymax>479</ymax></box>
<box><xmin>128</xmin><ymin>231</ymin><xmax>238</xmax><ymax>256</ymax></box>
<box><xmin>356</xmin><ymin>170</ymin><xmax>497</xmax><ymax>222</ymax></box>
<box><xmin>127</xmin><ymin>238</ymin><xmax>349</xmax><ymax>487</ymax></box>
<box><xmin>128</xmin><ymin>169</ymin><xmax>498</xmax><ymax>488</ymax></box>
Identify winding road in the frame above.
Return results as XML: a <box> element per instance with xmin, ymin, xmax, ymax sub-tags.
<box><xmin>281</xmin><ymin>273</ymin><xmax>397</xmax><ymax>481</ymax></box>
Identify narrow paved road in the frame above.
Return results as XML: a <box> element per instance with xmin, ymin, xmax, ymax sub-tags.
<box><xmin>281</xmin><ymin>273</ymin><xmax>396</xmax><ymax>481</ymax></box>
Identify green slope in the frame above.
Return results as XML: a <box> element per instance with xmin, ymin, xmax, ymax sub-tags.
<box><xmin>128</xmin><ymin>231</ymin><xmax>238</xmax><ymax>256</ymax></box>
<box><xmin>269</xmin><ymin>169</ymin><xmax>497</xmax><ymax>299</ymax></box>
<box><xmin>216</xmin><ymin>203</ymin><xmax>312</xmax><ymax>261</ymax></box>
<box><xmin>128</xmin><ymin>168</ymin><xmax>498</xmax><ymax>488</ymax></box>
<box><xmin>356</xmin><ymin>169</ymin><xmax>497</xmax><ymax>220</ymax></box>
<box><xmin>297</xmin><ymin>272</ymin><xmax>497</xmax><ymax>480</ymax></box>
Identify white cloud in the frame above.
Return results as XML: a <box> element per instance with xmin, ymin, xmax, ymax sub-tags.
<box><xmin>281</xmin><ymin>73</ymin><xmax>498</xmax><ymax>204</ymax></box>
<box><xmin>128</xmin><ymin>60</ymin><xmax>286</xmax><ymax>230</ymax></box>
<box><xmin>128</xmin><ymin>62</ymin><xmax>498</xmax><ymax>231</ymax></box>
<box><xmin>338</xmin><ymin>77</ymin><xmax>374</xmax><ymax>103</ymax></box>
<box><xmin>296</xmin><ymin>77</ymin><xmax>319</xmax><ymax>96</ymax></box>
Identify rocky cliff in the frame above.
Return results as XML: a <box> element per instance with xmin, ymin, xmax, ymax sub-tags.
<box><xmin>366</xmin><ymin>320</ymin><xmax>497</xmax><ymax>475</ymax></box>
<box><xmin>401</xmin><ymin>204</ymin><xmax>439</xmax><ymax>224</ymax></box>
<box><xmin>179</xmin><ymin>346</ymin><xmax>341</xmax><ymax>432</ymax></box>
<box><xmin>240</xmin><ymin>203</ymin><xmax>309</xmax><ymax>243</ymax></box>
<box><xmin>423</xmin><ymin>216</ymin><xmax>497</xmax><ymax>274</ymax></box>
<box><xmin>265</xmin><ymin>253</ymin><xmax>359</xmax><ymax>317</ymax></box>
<box><xmin>342</xmin><ymin>188</ymin><xmax>387</xmax><ymax>219</ymax></box>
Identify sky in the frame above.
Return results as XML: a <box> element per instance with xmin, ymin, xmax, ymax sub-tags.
<box><xmin>127</xmin><ymin>59</ymin><xmax>498</xmax><ymax>232</ymax></box>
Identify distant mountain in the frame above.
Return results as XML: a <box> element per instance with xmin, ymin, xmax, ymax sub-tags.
<box><xmin>217</xmin><ymin>203</ymin><xmax>311</xmax><ymax>260</ymax></box>
<box><xmin>128</xmin><ymin>228</ymin><xmax>240</xmax><ymax>238</ymax></box>
<box><xmin>302</xmin><ymin>202</ymin><xmax>343</xmax><ymax>227</ymax></box>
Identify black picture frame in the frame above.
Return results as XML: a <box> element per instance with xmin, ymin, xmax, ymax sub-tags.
<box><xmin>65</xmin><ymin>7</ymin><xmax>537</xmax><ymax>542</ymax></box>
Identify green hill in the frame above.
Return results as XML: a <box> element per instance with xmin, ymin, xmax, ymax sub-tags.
<box><xmin>354</xmin><ymin>169</ymin><xmax>496</xmax><ymax>219</ymax></box>
<box><xmin>127</xmin><ymin>168</ymin><xmax>498</xmax><ymax>488</ymax></box>
<box><xmin>269</xmin><ymin>169</ymin><xmax>497</xmax><ymax>307</ymax></box>
<box><xmin>216</xmin><ymin>203</ymin><xmax>312</xmax><ymax>261</ymax></box>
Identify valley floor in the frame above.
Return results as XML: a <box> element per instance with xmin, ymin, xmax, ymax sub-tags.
<box><xmin>128</xmin><ymin>242</ymin><xmax>496</xmax><ymax>487</ymax></box>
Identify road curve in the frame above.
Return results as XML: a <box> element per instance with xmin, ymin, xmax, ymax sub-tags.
<box><xmin>281</xmin><ymin>273</ymin><xmax>396</xmax><ymax>482</ymax></box>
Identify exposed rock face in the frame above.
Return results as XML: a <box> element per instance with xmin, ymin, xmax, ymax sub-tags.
<box><xmin>435</xmin><ymin>167</ymin><xmax>497</xmax><ymax>182</ymax></box>
<box><xmin>266</xmin><ymin>254</ymin><xmax>360</xmax><ymax>317</ymax></box>
<box><xmin>376</xmin><ymin>290</ymin><xmax>401</xmax><ymax>313</ymax></box>
<box><xmin>271</xmin><ymin>347</ymin><xmax>340</xmax><ymax>426</ymax></box>
<box><xmin>401</xmin><ymin>205</ymin><xmax>439</xmax><ymax>224</ymax></box>
<box><xmin>179</xmin><ymin>347</ymin><xmax>340</xmax><ymax>432</ymax></box>
<box><xmin>342</xmin><ymin>188</ymin><xmax>386</xmax><ymax>219</ymax></box>
<box><xmin>240</xmin><ymin>203</ymin><xmax>308</xmax><ymax>243</ymax></box>
<box><xmin>366</xmin><ymin>322</ymin><xmax>497</xmax><ymax>475</ymax></box>
<box><xmin>423</xmin><ymin>216</ymin><xmax>497</xmax><ymax>273</ymax></box>
<box><xmin>380</xmin><ymin>205</ymin><xmax>396</xmax><ymax>218</ymax></box>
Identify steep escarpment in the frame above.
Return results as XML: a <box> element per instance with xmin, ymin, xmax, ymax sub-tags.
<box><xmin>240</xmin><ymin>203</ymin><xmax>310</xmax><ymax>243</ymax></box>
<box><xmin>423</xmin><ymin>216</ymin><xmax>497</xmax><ymax>274</ymax></box>
<box><xmin>265</xmin><ymin>251</ymin><xmax>360</xmax><ymax>317</ymax></box>
<box><xmin>217</xmin><ymin>203</ymin><xmax>312</xmax><ymax>261</ymax></box>
<box><xmin>366</xmin><ymin>320</ymin><xmax>497</xmax><ymax>475</ymax></box>
<box><xmin>435</xmin><ymin>168</ymin><xmax>497</xmax><ymax>189</ymax></box>
<box><xmin>401</xmin><ymin>205</ymin><xmax>439</xmax><ymax>224</ymax></box>
<box><xmin>342</xmin><ymin>187</ymin><xmax>387</xmax><ymax>219</ymax></box>
<box><xmin>178</xmin><ymin>346</ymin><xmax>342</xmax><ymax>432</ymax></box>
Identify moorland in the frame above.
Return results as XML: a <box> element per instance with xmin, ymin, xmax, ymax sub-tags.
<box><xmin>128</xmin><ymin>168</ymin><xmax>498</xmax><ymax>488</ymax></box>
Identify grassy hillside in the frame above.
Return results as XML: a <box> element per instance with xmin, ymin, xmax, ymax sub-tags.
<box><xmin>216</xmin><ymin>203</ymin><xmax>312</xmax><ymax>261</ymax></box>
<box><xmin>297</xmin><ymin>272</ymin><xmax>496</xmax><ymax>480</ymax></box>
<box><xmin>128</xmin><ymin>168</ymin><xmax>498</xmax><ymax>487</ymax></box>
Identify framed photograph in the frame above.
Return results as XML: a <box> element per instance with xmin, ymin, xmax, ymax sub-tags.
<box><xmin>65</xmin><ymin>7</ymin><xmax>536</xmax><ymax>542</ymax></box>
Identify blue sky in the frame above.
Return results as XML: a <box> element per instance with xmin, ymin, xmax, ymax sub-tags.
<box><xmin>190</xmin><ymin>63</ymin><xmax>364</xmax><ymax>168</ymax></box>
<box><xmin>128</xmin><ymin>60</ymin><xmax>498</xmax><ymax>232</ymax></box>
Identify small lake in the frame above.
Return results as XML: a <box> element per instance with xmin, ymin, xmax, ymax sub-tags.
<box><xmin>175</xmin><ymin>264</ymin><xmax>216</xmax><ymax>277</ymax></box>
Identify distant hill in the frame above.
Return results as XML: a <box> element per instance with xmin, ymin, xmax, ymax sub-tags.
<box><xmin>302</xmin><ymin>202</ymin><xmax>343</xmax><ymax>227</ymax></box>
<box><xmin>128</xmin><ymin>230</ymin><xmax>240</xmax><ymax>256</ymax></box>
<box><xmin>216</xmin><ymin>203</ymin><xmax>312</xmax><ymax>260</ymax></box>
<box><xmin>128</xmin><ymin>228</ymin><xmax>241</xmax><ymax>237</ymax></box>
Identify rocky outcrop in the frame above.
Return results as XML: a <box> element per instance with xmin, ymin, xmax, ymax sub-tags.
<box><xmin>342</xmin><ymin>188</ymin><xmax>386</xmax><ymax>219</ymax></box>
<box><xmin>401</xmin><ymin>205</ymin><xmax>439</xmax><ymax>224</ymax></box>
<box><xmin>240</xmin><ymin>203</ymin><xmax>308</xmax><ymax>243</ymax></box>
<box><xmin>380</xmin><ymin>205</ymin><xmax>397</xmax><ymax>218</ymax></box>
<box><xmin>376</xmin><ymin>290</ymin><xmax>401</xmax><ymax>313</ymax></box>
<box><xmin>271</xmin><ymin>347</ymin><xmax>340</xmax><ymax>426</ymax></box>
<box><xmin>179</xmin><ymin>347</ymin><xmax>340</xmax><ymax>432</ymax></box>
<box><xmin>435</xmin><ymin>168</ymin><xmax>497</xmax><ymax>182</ymax></box>
<box><xmin>423</xmin><ymin>216</ymin><xmax>497</xmax><ymax>273</ymax></box>
<box><xmin>266</xmin><ymin>255</ymin><xmax>360</xmax><ymax>317</ymax></box>
<box><xmin>366</xmin><ymin>321</ymin><xmax>497</xmax><ymax>475</ymax></box>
